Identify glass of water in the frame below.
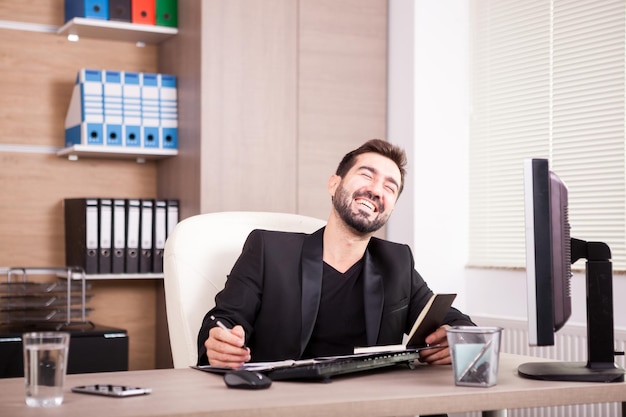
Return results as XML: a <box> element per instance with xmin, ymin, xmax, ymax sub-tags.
<box><xmin>22</xmin><ymin>332</ymin><xmax>70</xmax><ymax>407</ymax></box>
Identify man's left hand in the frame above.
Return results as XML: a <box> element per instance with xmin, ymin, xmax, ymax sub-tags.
<box><xmin>418</xmin><ymin>325</ymin><xmax>451</xmax><ymax>365</ymax></box>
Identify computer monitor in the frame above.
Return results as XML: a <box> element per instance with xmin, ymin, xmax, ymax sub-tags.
<box><xmin>520</xmin><ymin>158</ymin><xmax>624</xmax><ymax>383</ymax></box>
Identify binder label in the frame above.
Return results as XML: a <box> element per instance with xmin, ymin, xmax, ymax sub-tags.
<box><xmin>86</xmin><ymin>202</ymin><xmax>98</xmax><ymax>250</ymax></box>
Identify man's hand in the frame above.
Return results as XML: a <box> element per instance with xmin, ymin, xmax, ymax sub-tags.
<box><xmin>204</xmin><ymin>325</ymin><xmax>251</xmax><ymax>368</ymax></box>
<box><xmin>418</xmin><ymin>325</ymin><xmax>451</xmax><ymax>365</ymax></box>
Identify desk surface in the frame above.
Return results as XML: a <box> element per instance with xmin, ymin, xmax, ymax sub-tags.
<box><xmin>1</xmin><ymin>353</ymin><xmax>625</xmax><ymax>417</ymax></box>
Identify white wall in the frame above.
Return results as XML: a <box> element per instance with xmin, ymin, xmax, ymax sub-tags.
<box><xmin>386</xmin><ymin>0</ymin><xmax>414</xmax><ymax>257</ymax></box>
<box><xmin>387</xmin><ymin>0</ymin><xmax>626</xmax><ymax>331</ymax></box>
<box><xmin>388</xmin><ymin>0</ymin><xmax>469</xmax><ymax>305</ymax></box>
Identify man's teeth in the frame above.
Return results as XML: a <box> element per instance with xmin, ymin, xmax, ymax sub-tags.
<box><xmin>356</xmin><ymin>199</ymin><xmax>375</xmax><ymax>211</ymax></box>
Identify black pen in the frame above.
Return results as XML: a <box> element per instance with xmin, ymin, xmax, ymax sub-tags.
<box><xmin>210</xmin><ymin>315</ymin><xmax>247</xmax><ymax>349</ymax></box>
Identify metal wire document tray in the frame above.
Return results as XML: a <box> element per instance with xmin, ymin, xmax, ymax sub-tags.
<box><xmin>1</xmin><ymin>267</ymin><xmax>92</xmax><ymax>329</ymax></box>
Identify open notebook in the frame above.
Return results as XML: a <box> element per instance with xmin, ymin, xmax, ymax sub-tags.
<box><xmin>354</xmin><ymin>293</ymin><xmax>457</xmax><ymax>354</ymax></box>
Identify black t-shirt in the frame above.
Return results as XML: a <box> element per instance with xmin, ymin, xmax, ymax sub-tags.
<box><xmin>302</xmin><ymin>258</ymin><xmax>367</xmax><ymax>358</ymax></box>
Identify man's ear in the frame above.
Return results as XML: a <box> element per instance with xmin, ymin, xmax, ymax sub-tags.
<box><xmin>328</xmin><ymin>174</ymin><xmax>341</xmax><ymax>197</ymax></box>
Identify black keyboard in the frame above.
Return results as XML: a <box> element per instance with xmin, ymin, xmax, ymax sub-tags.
<box><xmin>265</xmin><ymin>350</ymin><xmax>422</xmax><ymax>381</ymax></box>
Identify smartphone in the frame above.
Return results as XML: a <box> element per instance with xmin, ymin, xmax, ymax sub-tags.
<box><xmin>71</xmin><ymin>384</ymin><xmax>152</xmax><ymax>397</ymax></box>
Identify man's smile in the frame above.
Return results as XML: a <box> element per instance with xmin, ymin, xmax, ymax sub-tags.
<box><xmin>355</xmin><ymin>197</ymin><xmax>377</xmax><ymax>213</ymax></box>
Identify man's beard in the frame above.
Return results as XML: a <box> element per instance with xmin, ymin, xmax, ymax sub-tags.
<box><xmin>333</xmin><ymin>183</ymin><xmax>389</xmax><ymax>234</ymax></box>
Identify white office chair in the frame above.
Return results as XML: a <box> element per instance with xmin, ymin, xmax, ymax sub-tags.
<box><xmin>163</xmin><ymin>211</ymin><xmax>326</xmax><ymax>368</ymax></box>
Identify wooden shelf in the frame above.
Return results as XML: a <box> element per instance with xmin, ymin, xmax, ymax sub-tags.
<box><xmin>57</xmin><ymin>271</ymin><xmax>164</xmax><ymax>281</ymax></box>
<box><xmin>57</xmin><ymin>145</ymin><xmax>178</xmax><ymax>162</ymax></box>
<box><xmin>57</xmin><ymin>17</ymin><xmax>177</xmax><ymax>45</ymax></box>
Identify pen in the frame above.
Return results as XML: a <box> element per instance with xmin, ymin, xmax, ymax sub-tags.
<box><xmin>210</xmin><ymin>315</ymin><xmax>247</xmax><ymax>349</ymax></box>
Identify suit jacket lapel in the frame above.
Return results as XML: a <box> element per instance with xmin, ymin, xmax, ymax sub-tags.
<box><xmin>299</xmin><ymin>228</ymin><xmax>324</xmax><ymax>355</ymax></box>
<box><xmin>363</xmin><ymin>250</ymin><xmax>384</xmax><ymax>345</ymax></box>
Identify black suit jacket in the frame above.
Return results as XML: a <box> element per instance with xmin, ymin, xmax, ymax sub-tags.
<box><xmin>197</xmin><ymin>227</ymin><xmax>474</xmax><ymax>365</ymax></box>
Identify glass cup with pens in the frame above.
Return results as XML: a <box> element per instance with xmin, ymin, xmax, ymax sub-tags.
<box><xmin>446</xmin><ymin>326</ymin><xmax>503</xmax><ymax>387</ymax></box>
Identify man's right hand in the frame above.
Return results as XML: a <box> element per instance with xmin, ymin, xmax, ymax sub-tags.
<box><xmin>204</xmin><ymin>325</ymin><xmax>251</xmax><ymax>368</ymax></box>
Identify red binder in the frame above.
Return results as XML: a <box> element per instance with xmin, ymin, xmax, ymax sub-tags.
<box><xmin>131</xmin><ymin>0</ymin><xmax>155</xmax><ymax>25</ymax></box>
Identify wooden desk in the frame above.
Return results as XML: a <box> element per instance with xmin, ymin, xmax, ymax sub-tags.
<box><xmin>0</xmin><ymin>353</ymin><xmax>624</xmax><ymax>417</ymax></box>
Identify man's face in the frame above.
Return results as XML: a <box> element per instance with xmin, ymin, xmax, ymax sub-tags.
<box><xmin>330</xmin><ymin>152</ymin><xmax>402</xmax><ymax>234</ymax></box>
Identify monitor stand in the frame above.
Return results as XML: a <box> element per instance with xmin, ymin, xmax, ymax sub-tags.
<box><xmin>519</xmin><ymin>240</ymin><xmax>625</xmax><ymax>383</ymax></box>
<box><xmin>518</xmin><ymin>361</ymin><xmax>624</xmax><ymax>383</ymax></box>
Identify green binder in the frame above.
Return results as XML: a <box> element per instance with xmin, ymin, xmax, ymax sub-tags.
<box><xmin>156</xmin><ymin>0</ymin><xmax>177</xmax><ymax>27</ymax></box>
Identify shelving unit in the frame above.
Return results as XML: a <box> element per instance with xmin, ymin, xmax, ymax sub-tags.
<box><xmin>57</xmin><ymin>17</ymin><xmax>178</xmax><ymax>45</ymax></box>
<box><xmin>1</xmin><ymin>5</ymin><xmax>177</xmax><ymax>372</ymax></box>
<box><xmin>57</xmin><ymin>145</ymin><xmax>178</xmax><ymax>163</ymax></box>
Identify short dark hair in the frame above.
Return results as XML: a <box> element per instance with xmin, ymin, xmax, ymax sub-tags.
<box><xmin>335</xmin><ymin>139</ymin><xmax>407</xmax><ymax>195</ymax></box>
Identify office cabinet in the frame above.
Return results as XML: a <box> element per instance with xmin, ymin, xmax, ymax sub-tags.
<box><xmin>0</xmin><ymin>324</ymin><xmax>128</xmax><ymax>378</ymax></box>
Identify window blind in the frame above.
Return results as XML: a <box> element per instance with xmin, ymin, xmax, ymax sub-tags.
<box><xmin>468</xmin><ymin>0</ymin><xmax>626</xmax><ymax>271</ymax></box>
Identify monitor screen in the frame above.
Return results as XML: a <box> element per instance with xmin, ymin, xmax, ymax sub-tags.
<box><xmin>523</xmin><ymin>158</ymin><xmax>571</xmax><ymax>346</ymax></box>
<box><xmin>520</xmin><ymin>158</ymin><xmax>624</xmax><ymax>383</ymax></box>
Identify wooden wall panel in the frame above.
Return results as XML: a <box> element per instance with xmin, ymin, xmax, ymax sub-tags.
<box><xmin>0</xmin><ymin>0</ymin><xmax>64</xmax><ymax>25</ymax></box>
<box><xmin>88</xmin><ymin>280</ymin><xmax>159</xmax><ymax>372</ymax></box>
<box><xmin>200</xmin><ymin>0</ymin><xmax>299</xmax><ymax>214</ymax></box>
<box><xmin>157</xmin><ymin>0</ymin><xmax>387</xmax><ymax>224</ymax></box>
<box><xmin>156</xmin><ymin>1</ymin><xmax>203</xmax><ymax>220</ymax></box>
<box><xmin>297</xmin><ymin>0</ymin><xmax>388</xmax><ymax>220</ymax></box>
<box><xmin>0</xmin><ymin>154</ymin><xmax>157</xmax><ymax>267</ymax></box>
<box><xmin>0</xmin><ymin>30</ymin><xmax>158</xmax><ymax>147</ymax></box>
<box><xmin>156</xmin><ymin>0</ymin><xmax>299</xmax><ymax>219</ymax></box>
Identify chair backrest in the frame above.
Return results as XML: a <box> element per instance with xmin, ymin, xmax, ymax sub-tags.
<box><xmin>163</xmin><ymin>211</ymin><xmax>326</xmax><ymax>368</ymax></box>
